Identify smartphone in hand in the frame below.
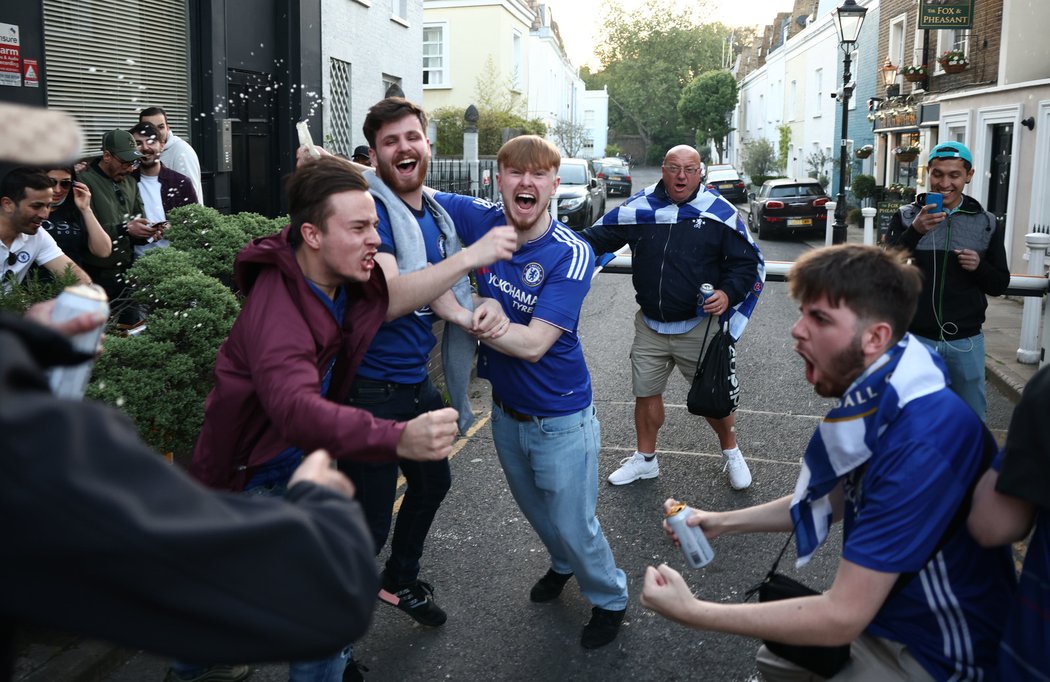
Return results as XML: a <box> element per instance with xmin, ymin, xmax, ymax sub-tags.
<box><xmin>926</xmin><ymin>192</ymin><xmax>943</xmax><ymax>214</ymax></box>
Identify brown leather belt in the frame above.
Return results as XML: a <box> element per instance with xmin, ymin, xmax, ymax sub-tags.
<box><xmin>492</xmin><ymin>395</ymin><xmax>538</xmax><ymax>422</ymax></box>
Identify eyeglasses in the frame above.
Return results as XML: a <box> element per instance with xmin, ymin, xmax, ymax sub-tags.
<box><xmin>663</xmin><ymin>164</ymin><xmax>701</xmax><ymax>176</ymax></box>
<box><xmin>113</xmin><ymin>185</ymin><xmax>128</xmax><ymax>208</ymax></box>
<box><xmin>56</xmin><ymin>179</ymin><xmax>74</xmax><ymax>189</ymax></box>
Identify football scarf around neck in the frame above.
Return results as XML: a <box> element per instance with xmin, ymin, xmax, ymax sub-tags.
<box><xmin>790</xmin><ymin>334</ymin><xmax>947</xmax><ymax>566</ymax></box>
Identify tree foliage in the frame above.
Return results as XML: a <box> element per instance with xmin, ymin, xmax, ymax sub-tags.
<box><xmin>678</xmin><ymin>70</ymin><xmax>738</xmax><ymax>162</ymax></box>
<box><xmin>740</xmin><ymin>138</ymin><xmax>779</xmax><ymax>180</ymax></box>
<box><xmin>587</xmin><ymin>0</ymin><xmax>739</xmax><ymax>163</ymax></box>
<box><xmin>550</xmin><ymin>119</ymin><xmax>589</xmax><ymax>157</ymax></box>
<box><xmin>431</xmin><ymin>57</ymin><xmax>546</xmax><ymax>156</ymax></box>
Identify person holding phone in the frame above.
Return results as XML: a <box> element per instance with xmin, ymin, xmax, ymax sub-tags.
<box><xmin>129</xmin><ymin>121</ymin><xmax>198</xmax><ymax>258</ymax></box>
<box><xmin>885</xmin><ymin>142</ymin><xmax>1009</xmax><ymax>420</ymax></box>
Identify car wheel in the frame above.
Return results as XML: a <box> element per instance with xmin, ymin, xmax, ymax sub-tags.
<box><xmin>747</xmin><ymin>210</ymin><xmax>756</xmax><ymax>232</ymax></box>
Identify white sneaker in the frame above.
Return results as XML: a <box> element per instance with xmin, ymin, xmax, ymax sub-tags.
<box><xmin>722</xmin><ymin>450</ymin><xmax>752</xmax><ymax>490</ymax></box>
<box><xmin>608</xmin><ymin>452</ymin><xmax>659</xmax><ymax>485</ymax></box>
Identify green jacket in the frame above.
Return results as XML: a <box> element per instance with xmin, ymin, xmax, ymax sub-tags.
<box><xmin>79</xmin><ymin>159</ymin><xmax>145</xmax><ymax>274</ymax></box>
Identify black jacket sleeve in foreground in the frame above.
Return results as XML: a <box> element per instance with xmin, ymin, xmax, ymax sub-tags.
<box><xmin>0</xmin><ymin>319</ymin><xmax>378</xmax><ymax>664</ymax></box>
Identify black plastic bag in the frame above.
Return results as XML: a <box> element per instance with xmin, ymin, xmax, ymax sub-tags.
<box><xmin>686</xmin><ymin>323</ymin><xmax>738</xmax><ymax>419</ymax></box>
<box><xmin>745</xmin><ymin>572</ymin><xmax>852</xmax><ymax>678</ymax></box>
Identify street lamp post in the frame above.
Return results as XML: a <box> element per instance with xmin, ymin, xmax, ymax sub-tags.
<box><xmin>832</xmin><ymin>0</ymin><xmax>868</xmax><ymax>244</ymax></box>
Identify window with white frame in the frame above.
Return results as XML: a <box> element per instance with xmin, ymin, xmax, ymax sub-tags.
<box><xmin>423</xmin><ymin>23</ymin><xmax>448</xmax><ymax>87</ymax></box>
<box><xmin>813</xmin><ymin>68</ymin><xmax>823</xmax><ymax>117</ymax></box>
<box><xmin>935</xmin><ymin>29</ymin><xmax>969</xmax><ymax>72</ymax></box>
<box><xmin>511</xmin><ymin>30</ymin><xmax>523</xmax><ymax>92</ymax></box>
<box><xmin>393</xmin><ymin>0</ymin><xmax>407</xmax><ymax>20</ymax></box>
<box><xmin>382</xmin><ymin>73</ymin><xmax>402</xmax><ymax>97</ymax></box>
<box><xmin>889</xmin><ymin>15</ymin><xmax>905</xmax><ymax>75</ymax></box>
<box><xmin>788</xmin><ymin>80</ymin><xmax>797</xmax><ymax>121</ymax></box>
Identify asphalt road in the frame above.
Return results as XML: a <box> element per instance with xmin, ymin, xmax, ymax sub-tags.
<box><xmin>104</xmin><ymin>167</ymin><xmax>1014</xmax><ymax>682</ymax></box>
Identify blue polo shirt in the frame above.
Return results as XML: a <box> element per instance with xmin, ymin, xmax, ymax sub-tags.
<box><xmin>436</xmin><ymin>193</ymin><xmax>593</xmax><ymax>416</ymax></box>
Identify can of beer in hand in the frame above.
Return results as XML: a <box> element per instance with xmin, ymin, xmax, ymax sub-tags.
<box><xmin>48</xmin><ymin>284</ymin><xmax>109</xmax><ymax>400</ymax></box>
<box><xmin>665</xmin><ymin>501</ymin><xmax>715</xmax><ymax>568</ymax></box>
<box><xmin>700</xmin><ymin>283</ymin><xmax>715</xmax><ymax>301</ymax></box>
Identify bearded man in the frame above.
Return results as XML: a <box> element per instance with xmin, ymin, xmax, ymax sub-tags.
<box><xmin>339</xmin><ymin>97</ymin><xmax>517</xmax><ymax>628</ymax></box>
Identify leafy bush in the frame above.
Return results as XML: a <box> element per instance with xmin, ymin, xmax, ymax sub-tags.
<box><xmin>0</xmin><ymin>267</ymin><xmax>79</xmax><ymax>315</ymax></box>
<box><xmin>88</xmin><ymin>270</ymin><xmax>239</xmax><ymax>457</ymax></box>
<box><xmin>166</xmin><ymin>204</ymin><xmax>251</xmax><ymax>281</ymax></box>
<box><xmin>740</xmin><ymin>138</ymin><xmax>779</xmax><ymax>180</ymax></box>
<box><xmin>228</xmin><ymin>212</ymin><xmax>285</xmax><ymax>241</ymax></box>
<box><xmin>848</xmin><ymin>207</ymin><xmax>864</xmax><ymax>226</ymax></box>
<box><xmin>851</xmin><ymin>174</ymin><xmax>877</xmax><ymax>203</ymax></box>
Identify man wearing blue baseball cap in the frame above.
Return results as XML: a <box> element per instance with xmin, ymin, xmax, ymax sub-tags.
<box><xmin>886</xmin><ymin>141</ymin><xmax>1009</xmax><ymax>420</ymax></box>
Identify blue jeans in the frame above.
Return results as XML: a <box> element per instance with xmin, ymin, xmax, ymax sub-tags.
<box><xmin>339</xmin><ymin>377</ymin><xmax>451</xmax><ymax>585</ymax></box>
<box><xmin>171</xmin><ymin>481</ymin><xmax>350</xmax><ymax>682</ymax></box>
<box><xmin>915</xmin><ymin>332</ymin><xmax>986</xmax><ymax>421</ymax></box>
<box><xmin>490</xmin><ymin>402</ymin><xmax>628</xmax><ymax>610</ymax></box>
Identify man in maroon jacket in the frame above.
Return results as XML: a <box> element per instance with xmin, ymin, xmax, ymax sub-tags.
<box><xmin>182</xmin><ymin>156</ymin><xmax>458</xmax><ymax>682</ymax></box>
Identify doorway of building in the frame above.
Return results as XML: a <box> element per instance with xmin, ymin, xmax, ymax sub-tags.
<box><xmin>987</xmin><ymin>123</ymin><xmax>1013</xmax><ymax>233</ymax></box>
<box><xmin>228</xmin><ymin>69</ymin><xmax>278</xmax><ymax>216</ymax></box>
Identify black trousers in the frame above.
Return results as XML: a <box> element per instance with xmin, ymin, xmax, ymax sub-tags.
<box><xmin>338</xmin><ymin>377</ymin><xmax>452</xmax><ymax>585</ymax></box>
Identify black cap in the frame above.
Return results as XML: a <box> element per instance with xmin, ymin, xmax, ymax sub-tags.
<box><xmin>352</xmin><ymin>145</ymin><xmax>370</xmax><ymax>161</ymax></box>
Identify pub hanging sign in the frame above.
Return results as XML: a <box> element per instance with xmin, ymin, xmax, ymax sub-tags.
<box><xmin>918</xmin><ymin>0</ymin><xmax>974</xmax><ymax>29</ymax></box>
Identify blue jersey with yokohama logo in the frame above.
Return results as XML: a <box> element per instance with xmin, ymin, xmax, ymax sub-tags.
<box><xmin>436</xmin><ymin>193</ymin><xmax>593</xmax><ymax>416</ymax></box>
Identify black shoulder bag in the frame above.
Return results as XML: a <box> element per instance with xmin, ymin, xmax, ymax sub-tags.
<box><xmin>744</xmin><ymin>439</ymin><xmax>993</xmax><ymax>678</ymax></box>
<box><xmin>686</xmin><ymin>316</ymin><xmax>738</xmax><ymax>419</ymax></box>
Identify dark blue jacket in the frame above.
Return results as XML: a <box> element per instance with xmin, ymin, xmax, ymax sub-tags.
<box><xmin>580</xmin><ymin>182</ymin><xmax>760</xmax><ymax>323</ymax></box>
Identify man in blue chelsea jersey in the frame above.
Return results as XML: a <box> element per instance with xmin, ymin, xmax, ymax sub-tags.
<box><xmin>435</xmin><ymin>136</ymin><xmax>629</xmax><ymax>650</ymax></box>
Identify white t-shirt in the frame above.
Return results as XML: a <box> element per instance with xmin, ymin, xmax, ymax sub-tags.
<box><xmin>1</xmin><ymin>229</ymin><xmax>65</xmax><ymax>288</ymax></box>
<box><xmin>134</xmin><ymin>174</ymin><xmax>171</xmax><ymax>258</ymax></box>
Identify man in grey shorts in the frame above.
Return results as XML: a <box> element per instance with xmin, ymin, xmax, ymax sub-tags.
<box><xmin>580</xmin><ymin>145</ymin><xmax>764</xmax><ymax>490</ymax></box>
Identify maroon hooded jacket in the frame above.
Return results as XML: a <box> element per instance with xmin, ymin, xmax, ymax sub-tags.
<box><xmin>190</xmin><ymin>227</ymin><xmax>404</xmax><ymax>491</ymax></box>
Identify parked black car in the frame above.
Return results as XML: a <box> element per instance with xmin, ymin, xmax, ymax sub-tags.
<box><xmin>556</xmin><ymin>158</ymin><xmax>606</xmax><ymax>230</ymax></box>
<box><xmin>747</xmin><ymin>179</ymin><xmax>831</xmax><ymax>240</ymax></box>
<box><xmin>596</xmin><ymin>160</ymin><xmax>632</xmax><ymax>197</ymax></box>
<box><xmin>704</xmin><ymin>168</ymin><xmax>747</xmax><ymax>203</ymax></box>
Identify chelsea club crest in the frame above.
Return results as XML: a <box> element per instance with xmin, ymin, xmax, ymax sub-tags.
<box><xmin>522</xmin><ymin>262</ymin><xmax>544</xmax><ymax>287</ymax></box>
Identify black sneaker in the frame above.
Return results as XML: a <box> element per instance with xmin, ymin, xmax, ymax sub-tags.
<box><xmin>580</xmin><ymin>606</ymin><xmax>626</xmax><ymax>649</ymax></box>
<box><xmin>378</xmin><ymin>577</ymin><xmax>447</xmax><ymax>626</ymax></box>
<box><xmin>530</xmin><ymin>569</ymin><xmax>574</xmax><ymax>602</ymax></box>
<box><xmin>342</xmin><ymin>657</ymin><xmax>368</xmax><ymax>682</ymax></box>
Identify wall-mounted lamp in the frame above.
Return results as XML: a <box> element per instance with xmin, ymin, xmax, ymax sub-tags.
<box><xmin>1021</xmin><ymin>116</ymin><xmax>1035</xmax><ymax>131</ymax></box>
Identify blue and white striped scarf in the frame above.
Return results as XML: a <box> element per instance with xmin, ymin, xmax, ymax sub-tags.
<box><xmin>790</xmin><ymin>334</ymin><xmax>948</xmax><ymax>566</ymax></box>
<box><xmin>599</xmin><ymin>183</ymin><xmax>765</xmax><ymax>341</ymax></box>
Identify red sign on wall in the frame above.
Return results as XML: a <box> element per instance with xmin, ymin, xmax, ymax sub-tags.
<box><xmin>0</xmin><ymin>22</ymin><xmax>21</xmax><ymax>87</ymax></box>
<box><xmin>23</xmin><ymin>58</ymin><xmax>39</xmax><ymax>87</ymax></box>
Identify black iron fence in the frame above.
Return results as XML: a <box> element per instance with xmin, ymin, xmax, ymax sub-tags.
<box><xmin>426</xmin><ymin>158</ymin><xmax>499</xmax><ymax>203</ymax></box>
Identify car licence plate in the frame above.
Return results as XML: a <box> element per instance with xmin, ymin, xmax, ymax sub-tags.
<box><xmin>718</xmin><ymin>183</ymin><xmax>732</xmax><ymax>189</ymax></box>
<box><xmin>787</xmin><ymin>218</ymin><xmax>812</xmax><ymax>226</ymax></box>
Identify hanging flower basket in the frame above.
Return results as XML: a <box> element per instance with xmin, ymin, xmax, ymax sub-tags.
<box><xmin>938</xmin><ymin>50</ymin><xmax>969</xmax><ymax>74</ymax></box>
<box><xmin>901</xmin><ymin>64</ymin><xmax>927</xmax><ymax>82</ymax></box>
<box><xmin>855</xmin><ymin>145</ymin><xmax>873</xmax><ymax>159</ymax></box>
<box><xmin>894</xmin><ymin>145</ymin><xmax>921</xmax><ymax>163</ymax></box>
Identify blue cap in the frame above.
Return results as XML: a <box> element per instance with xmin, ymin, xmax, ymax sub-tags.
<box><xmin>928</xmin><ymin>141</ymin><xmax>972</xmax><ymax>166</ymax></box>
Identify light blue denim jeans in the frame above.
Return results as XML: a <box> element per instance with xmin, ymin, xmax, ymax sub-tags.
<box><xmin>490</xmin><ymin>402</ymin><xmax>628</xmax><ymax>611</ymax></box>
<box><xmin>170</xmin><ymin>481</ymin><xmax>351</xmax><ymax>682</ymax></box>
<box><xmin>915</xmin><ymin>332</ymin><xmax>986</xmax><ymax>421</ymax></box>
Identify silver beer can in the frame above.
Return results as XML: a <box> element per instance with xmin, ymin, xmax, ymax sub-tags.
<box><xmin>700</xmin><ymin>282</ymin><xmax>715</xmax><ymax>301</ymax></box>
<box><xmin>48</xmin><ymin>284</ymin><xmax>109</xmax><ymax>399</ymax></box>
<box><xmin>665</xmin><ymin>501</ymin><xmax>715</xmax><ymax>568</ymax></box>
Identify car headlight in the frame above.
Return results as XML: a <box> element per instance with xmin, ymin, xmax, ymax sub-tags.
<box><xmin>559</xmin><ymin>196</ymin><xmax>586</xmax><ymax>211</ymax></box>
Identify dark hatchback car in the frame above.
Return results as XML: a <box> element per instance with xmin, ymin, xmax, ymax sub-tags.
<box><xmin>747</xmin><ymin>179</ymin><xmax>830</xmax><ymax>240</ymax></box>
<box><xmin>556</xmin><ymin>158</ymin><xmax>606</xmax><ymax>230</ymax></box>
<box><xmin>704</xmin><ymin>168</ymin><xmax>747</xmax><ymax>203</ymax></box>
<box><xmin>596</xmin><ymin>159</ymin><xmax>632</xmax><ymax>197</ymax></box>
